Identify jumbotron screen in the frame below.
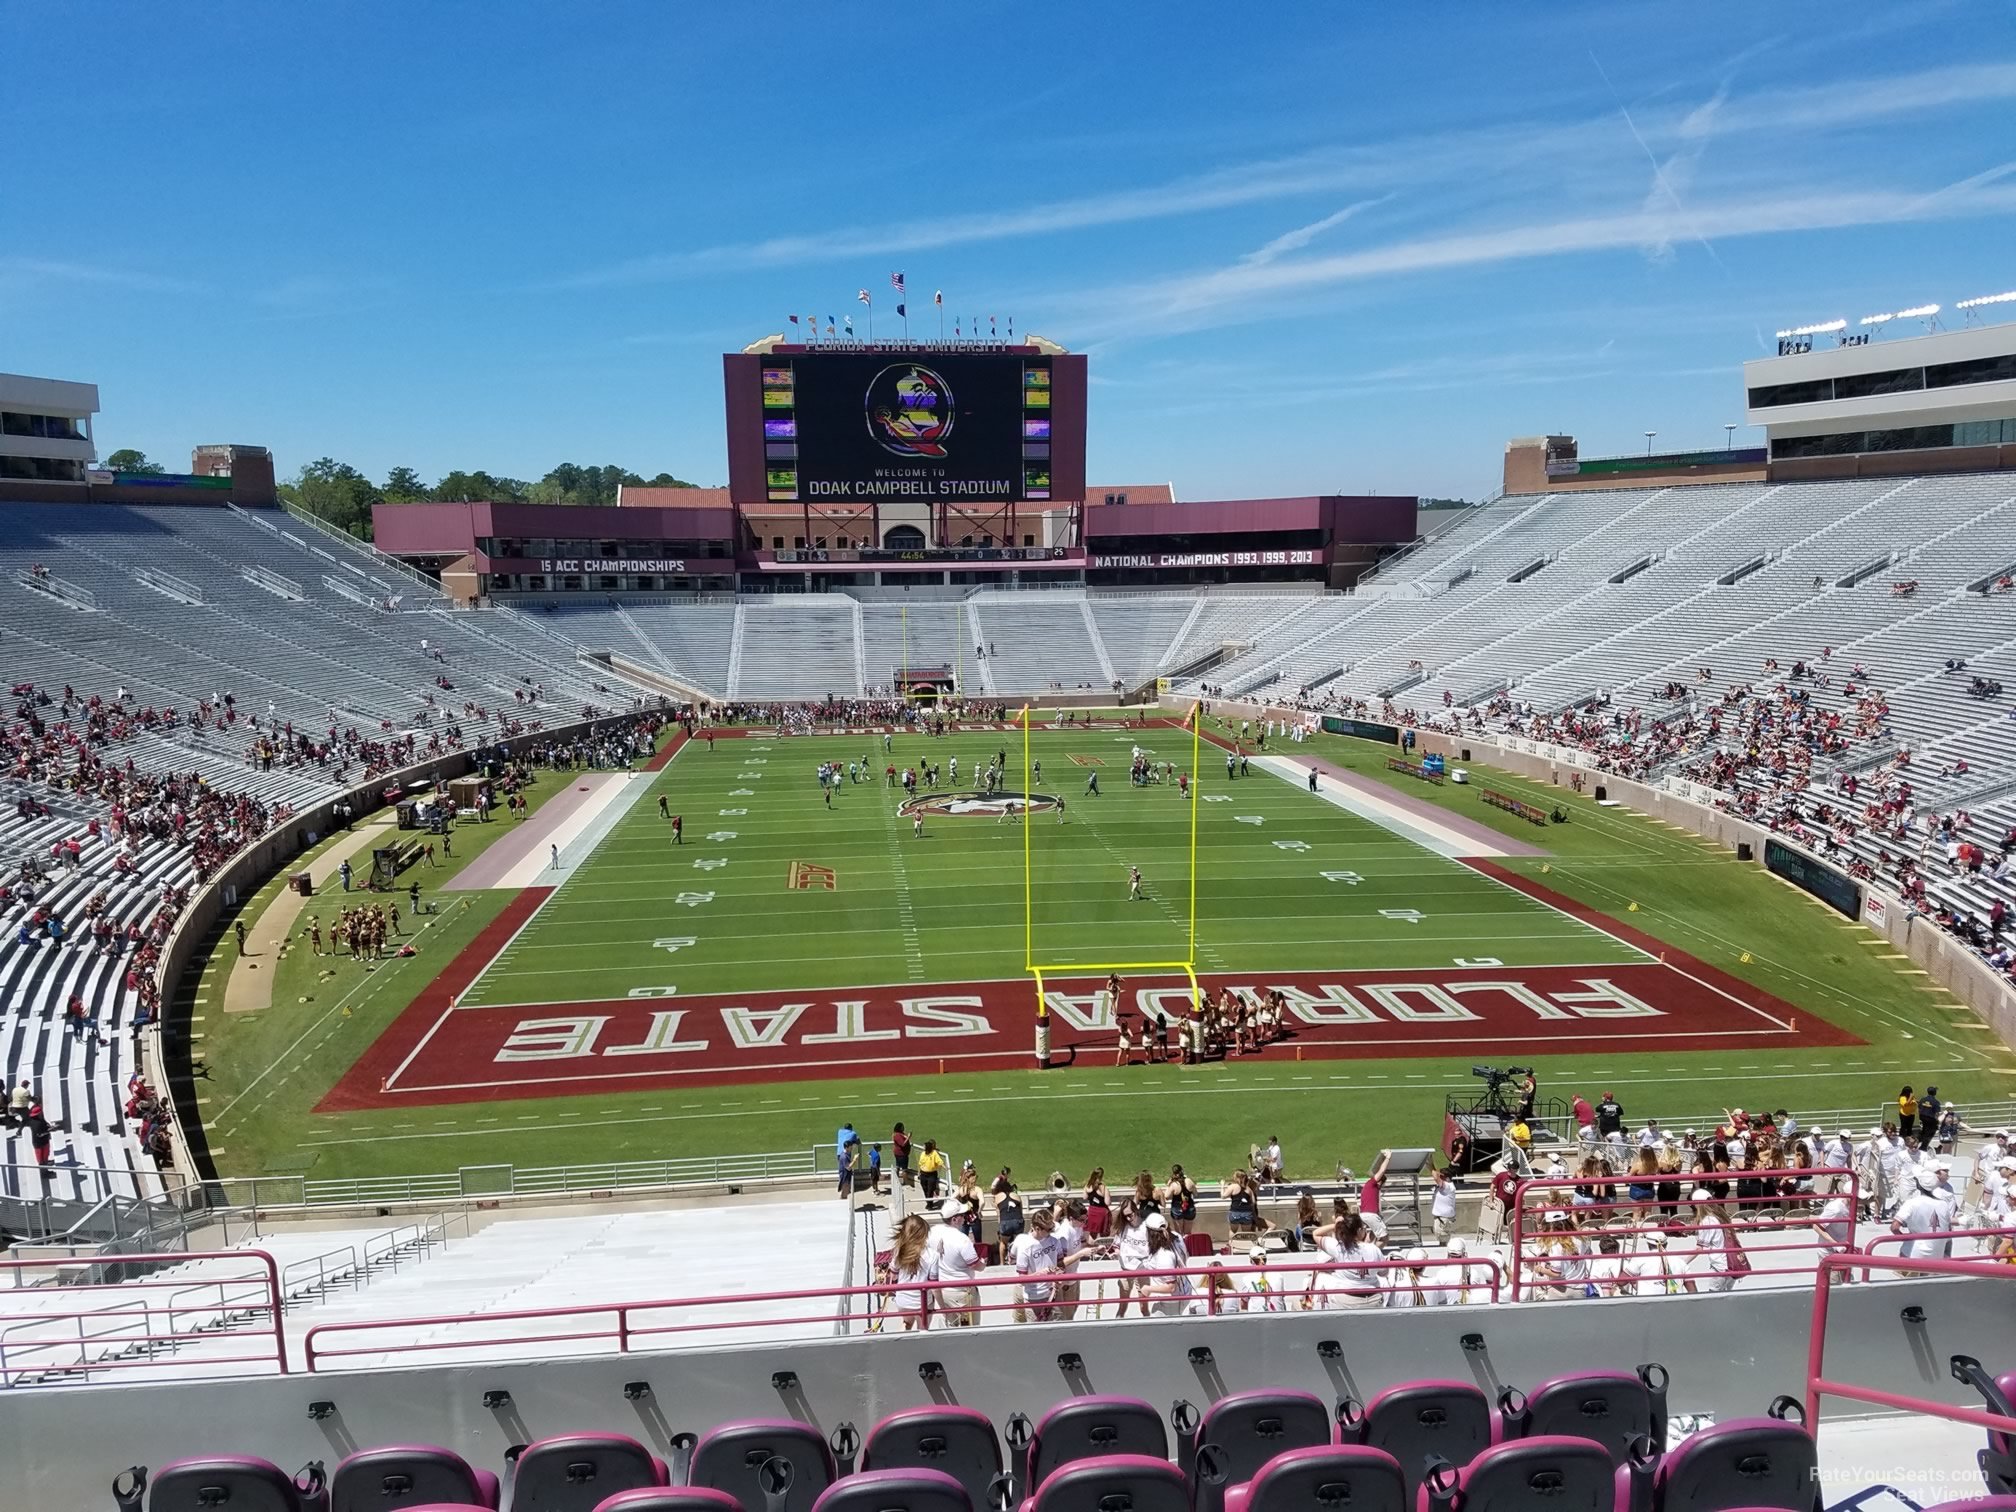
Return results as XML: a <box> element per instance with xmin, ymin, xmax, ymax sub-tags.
<box><xmin>724</xmin><ymin>346</ymin><xmax>1086</xmax><ymax>505</ymax></box>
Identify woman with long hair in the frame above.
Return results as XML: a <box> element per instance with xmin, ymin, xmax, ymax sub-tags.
<box><xmin>1141</xmin><ymin>1215</ymin><xmax>1194</xmax><ymax>1317</ymax></box>
<box><xmin>882</xmin><ymin>1213</ymin><xmax>937</xmax><ymax>1332</ymax></box>
<box><xmin>1292</xmin><ymin>1191</ymin><xmax>1319</xmax><ymax>1252</ymax></box>
<box><xmin>1083</xmin><ymin>1166</ymin><xmax>1111</xmax><ymax>1239</ymax></box>
<box><xmin>1165</xmin><ymin>1164</ymin><xmax>1198</xmax><ymax>1236</ymax></box>
<box><xmin>1111</xmin><ymin>1193</ymin><xmax>1155</xmax><ymax>1318</ymax></box>
<box><xmin>1131</xmin><ymin>1169</ymin><xmax>1160</xmax><ymax>1215</ymax></box>
<box><xmin>1627</xmin><ymin>1147</ymin><xmax>1660</xmax><ymax>1215</ymax></box>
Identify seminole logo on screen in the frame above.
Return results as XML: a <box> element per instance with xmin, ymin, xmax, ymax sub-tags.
<box><xmin>866</xmin><ymin>364</ymin><xmax>955</xmax><ymax>458</ymax></box>
<box><xmin>899</xmin><ymin>790</ymin><xmax>1062</xmax><ymax>819</ymax></box>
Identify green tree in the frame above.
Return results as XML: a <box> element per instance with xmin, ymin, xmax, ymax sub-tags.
<box><xmin>645</xmin><ymin>472</ymin><xmax>697</xmax><ymax>488</ymax></box>
<box><xmin>104</xmin><ymin>448</ymin><xmax>165</xmax><ymax>475</ymax></box>
<box><xmin>280</xmin><ymin>457</ymin><xmax>381</xmax><ymax>537</ymax></box>
<box><xmin>432</xmin><ymin>470</ymin><xmax>526</xmax><ymax>502</ymax></box>
<box><xmin>382</xmin><ymin>465</ymin><xmax>429</xmax><ymax>501</ymax></box>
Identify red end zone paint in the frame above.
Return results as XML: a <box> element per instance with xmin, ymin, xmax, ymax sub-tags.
<box><xmin>319</xmin><ymin>956</ymin><xmax>1858</xmax><ymax>1111</ymax></box>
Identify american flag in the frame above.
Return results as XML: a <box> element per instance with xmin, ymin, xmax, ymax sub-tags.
<box><xmin>890</xmin><ymin>272</ymin><xmax>906</xmax><ymax>293</ymax></box>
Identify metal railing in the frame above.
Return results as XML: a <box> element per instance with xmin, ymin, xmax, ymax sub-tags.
<box><xmin>1508</xmin><ymin>1167</ymin><xmax>1860</xmax><ymax>1302</ymax></box>
<box><xmin>0</xmin><ymin>1250</ymin><xmax>286</xmax><ymax>1388</ymax></box>
<box><xmin>299</xmin><ymin>1255</ymin><xmax>1508</xmax><ymax>1371</ymax></box>
<box><xmin>1806</xmin><ymin>1251</ymin><xmax>2016</xmax><ymax>1431</ymax></box>
<box><xmin>14</xmin><ymin>567</ymin><xmax>96</xmax><ymax>608</ymax></box>
<box><xmin>239</xmin><ymin>563</ymin><xmax>304</xmax><ymax>600</ymax></box>
<box><xmin>263</xmin><ymin>499</ymin><xmax>446</xmax><ymax>597</ymax></box>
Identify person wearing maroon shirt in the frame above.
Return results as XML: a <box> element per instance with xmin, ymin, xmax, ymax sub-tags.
<box><xmin>1358</xmin><ymin>1150</ymin><xmax>1393</xmax><ymax>1243</ymax></box>
<box><xmin>892</xmin><ymin>1123</ymin><xmax>912</xmax><ymax>1187</ymax></box>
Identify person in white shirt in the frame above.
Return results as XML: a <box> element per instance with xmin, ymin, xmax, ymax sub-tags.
<box><xmin>926</xmin><ymin>1198</ymin><xmax>982</xmax><ymax>1327</ymax></box>
<box><xmin>882</xmin><ymin>1214</ymin><xmax>939</xmax><ymax>1332</ymax></box>
<box><xmin>1386</xmin><ymin>1247</ymin><xmax>1453</xmax><ymax>1308</ymax></box>
<box><xmin>1622</xmin><ymin>1234</ymin><xmax>1679</xmax><ymax>1297</ymax></box>
<box><xmin>1929</xmin><ymin>1160</ymin><xmax>1959</xmax><ymax>1253</ymax></box>
<box><xmin>1111</xmin><ymin>1197</ymin><xmax>1155</xmax><ymax>1318</ymax></box>
<box><xmin>1685</xmin><ymin>1191</ymin><xmax>1737</xmax><ymax>1294</ymax></box>
<box><xmin>1979</xmin><ymin>1156</ymin><xmax>2015</xmax><ymax>1241</ymax></box>
<box><xmin>1049</xmin><ymin>1199</ymin><xmax>1099</xmax><ymax>1319</ymax></box>
<box><xmin>1010</xmin><ymin>1210</ymin><xmax>1077</xmax><ymax>1323</ymax></box>
<box><xmin>1890</xmin><ymin>1169</ymin><xmax>1947</xmax><ymax>1262</ymax></box>
<box><xmin>1308</xmin><ymin>1213</ymin><xmax>1383</xmax><ymax>1308</ymax></box>
<box><xmin>1441</xmin><ymin>1236</ymin><xmax>1492</xmax><ymax>1305</ymax></box>
<box><xmin>1430</xmin><ymin>1168</ymin><xmax>1459</xmax><ymax>1243</ymax></box>
<box><xmin>1587</xmin><ymin>1236</ymin><xmax>1627</xmax><ymax>1297</ymax></box>
<box><xmin>1140</xmin><ymin>1214</ymin><xmax>1193</xmax><ymax>1316</ymax></box>
<box><xmin>1237</xmin><ymin>1245</ymin><xmax>1283</xmax><ymax>1312</ymax></box>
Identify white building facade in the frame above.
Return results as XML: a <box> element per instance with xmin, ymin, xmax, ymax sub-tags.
<box><xmin>0</xmin><ymin>372</ymin><xmax>99</xmax><ymax>482</ymax></box>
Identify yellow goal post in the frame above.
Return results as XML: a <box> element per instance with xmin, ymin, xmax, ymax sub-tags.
<box><xmin>1019</xmin><ymin>702</ymin><xmax>1205</xmax><ymax>1060</ymax></box>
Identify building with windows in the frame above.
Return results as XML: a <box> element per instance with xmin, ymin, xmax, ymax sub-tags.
<box><xmin>1743</xmin><ymin>320</ymin><xmax>2016</xmax><ymax>479</ymax></box>
<box><xmin>0</xmin><ymin>371</ymin><xmax>98</xmax><ymax>482</ymax></box>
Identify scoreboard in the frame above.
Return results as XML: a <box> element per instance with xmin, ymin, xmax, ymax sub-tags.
<box><xmin>725</xmin><ymin>345</ymin><xmax>1087</xmax><ymax>506</ymax></box>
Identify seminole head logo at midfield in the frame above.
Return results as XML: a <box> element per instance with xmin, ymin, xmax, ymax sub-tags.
<box><xmin>866</xmin><ymin>364</ymin><xmax>955</xmax><ymax>458</ymax></box>
<box><xmin>899</xmin><ymin>791</ymin><xmax>1062</xmax><ymax>819</ymax></box>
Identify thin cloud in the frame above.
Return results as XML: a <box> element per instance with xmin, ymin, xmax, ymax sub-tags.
<box><xmin>1064</xmin><ymin>178</ymin><xmax>2016</xmax><ymax>338</ymax></box>
<box><xmin>1240</xmin><ymin>197</ymin><xmax>1394</xmax><ymax>267</ymax></box>
<box><xmin>542</xmin><ymin>59</ymin><xmax>2016</xmax><ymax>291</ymax></box>
<box><xmin>0</xmin><ymin>257</ymin><xmax>206</xmax><ymax>295</ymax></box>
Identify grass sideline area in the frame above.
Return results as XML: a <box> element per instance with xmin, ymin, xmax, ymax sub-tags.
<box><xmin>192</xmin><ymin>712</ymin><xmax>2016</xmax><ymax>1190</ymax></box>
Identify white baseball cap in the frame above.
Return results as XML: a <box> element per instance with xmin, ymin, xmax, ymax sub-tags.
<box><xmin>1446</xmin><ymin>1237</ymin><xmax>1469</xmax><ymax>1256</ymax></box>
<box><xmin>1403</xmin><ymin>1247</ymin><xmax>1428</xmax><ymax>1264</ymax></box>
<box><xmin>1689</xmin><ymin>1188</ymin><xmax>1715</xmax><ymax>1202</ymax></box>
<box><xmin>1144</xmin><ymin>1213</ymin><xmax>1167</xmax><ymax>1230</ymax></box>
<box><xmin>940</xmin><ymin>1199</ymin><xmax>963</xmax><ymax>1220</ymax></box>
<box><xmin>1543</xmin><ymin>1208</ymin><xmax>1568</xmax><ymax>1223</ymax></box>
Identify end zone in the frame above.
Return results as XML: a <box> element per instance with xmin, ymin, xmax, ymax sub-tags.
<box><xmin>318</xmin><ymin>951</ymin><xmax>1859</xmax><ymax>1111</ymax></box>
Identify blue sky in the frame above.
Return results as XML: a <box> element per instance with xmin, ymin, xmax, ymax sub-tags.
<box><xmin>6</xmin><ymin>0</ymin><xmax>2016</xmax><ymax>501</ymax></box>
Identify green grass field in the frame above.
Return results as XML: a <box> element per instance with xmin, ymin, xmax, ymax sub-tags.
<box><xmin>458</xmin><ymin>723</ymin><xmax>1640</xmax><ymax>1009</ymax></box>
<box><xmin>194</xmin><ymin>716</ymin><xmax>2016</xmax><ymax>1192</ymax></box>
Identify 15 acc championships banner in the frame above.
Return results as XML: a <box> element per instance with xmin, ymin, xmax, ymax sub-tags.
<box><xmin>764</xmin><ymin>352</ymin><xmax>1040</xmax><ymax>503</ymax></box>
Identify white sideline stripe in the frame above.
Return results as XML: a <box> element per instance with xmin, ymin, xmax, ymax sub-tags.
<box><xmin>1252</xmin><ymin>753</ymin><xmax>1515</xmax><ymax>860</ymax></box>
<box><xmin>454</xmin><ymin>743</ymin><xmax>692</xmax><ymax>1011</ymax></box>
<box><xmin>488</xmin><ymin>773</ymin><xmax>639</xmax><ymax>888</ymax></box>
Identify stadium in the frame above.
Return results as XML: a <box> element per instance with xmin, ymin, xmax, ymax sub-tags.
<box><xmin>10</xmin><ymin>38</ymin><xmax>2016</xmax><ymax>1507</ymax></box>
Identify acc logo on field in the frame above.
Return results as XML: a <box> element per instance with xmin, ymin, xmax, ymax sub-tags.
<box><xmin>866</xmin><ymin>364</ymin><xmax>954</xmax><ymax>458</ymax></box>
<box><xmin>899</xmin><ymin>790</ymin><xmax>1064</xmax><ymax>819</ymax></box>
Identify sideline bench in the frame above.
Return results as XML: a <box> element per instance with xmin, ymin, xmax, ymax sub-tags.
<box><xmin>1481</xmin><ymin>788</ymin><xmax>1552</xmax><ymax>825</ymax></box>
<box><xmin>1387</xmin><ymin>757</ymin><xmax>1445</xmax><ymax>785</ymax></box>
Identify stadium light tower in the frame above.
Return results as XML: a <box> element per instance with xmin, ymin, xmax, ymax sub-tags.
<box><xmin>1644</xmin><ymin>431</ymin><xmax>1657</xmax><ymax>456</ymax></box>
<box><xmin>1724</xmin><ymin>423</ymin><xmax>1737</xmax><ymax>451</ymax></box>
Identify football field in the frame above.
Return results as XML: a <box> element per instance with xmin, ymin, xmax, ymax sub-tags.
<box><xmin>317</xmin><ymin>719</ymin><xmax>1870</xmax><ymax>1114</ymax></box>
<box><xmin>189</xmin><ymin>713</ymin><xmax>2016</xmax><ymax>1186</ymax></box>
<box><xmin>459</xmin><ymin>724</ymin><xmax>1640</xmax><ymax>1004</ymax></box>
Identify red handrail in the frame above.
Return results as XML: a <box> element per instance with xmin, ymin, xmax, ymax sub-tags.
<box><xmin>301</xmin><ymin>1255</ymin><xmax>1505</xmax><ymax>1371</ymax></box>
<box><xmin>1508</xmin><ymin>1167</ymin><xmax>1857</xmax><ymax>1301</ymax></box>
<box><xmin>0</xmin><ymin>1250</ymin><xmax>287</xmax><ymax>1385</ymax></box>
<box><xmin>1806</xmin><ymin>1251</ymin><xmax>2016</xmax><ymax>1431</ymax></box>
<box><xmin>1860</xmin><ymin>1226</ymin><xmax>2016</xmax><ymax>1258</ymax></box>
